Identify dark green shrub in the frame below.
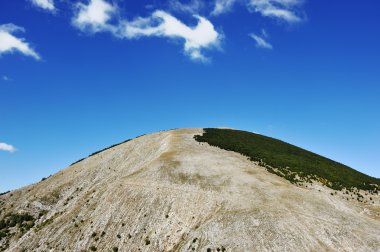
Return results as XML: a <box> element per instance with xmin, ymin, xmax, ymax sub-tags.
<box><xmin>195</xmin><ymin>128</ymin><xmax>380</xmax><ymax>191</ymax></box>
<box><xmin>0</xmin><ymin>230</ymin><xmax>7</xmax><ymax>240</ymax></box>
<box><xmin>145</xmin><ymin>238</ymin><xmax>150</xmax><ymax>245</ymax></box>
<box><xmin>0</xmin><ymin>191</ymin><xmax>10</xmax><ymax>196</ymax></box>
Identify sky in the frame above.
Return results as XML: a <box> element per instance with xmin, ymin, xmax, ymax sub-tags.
<box><xmin>0</xmin><ymin>0</ymin><xmax>379</xmax><ymax>192</ymax></box>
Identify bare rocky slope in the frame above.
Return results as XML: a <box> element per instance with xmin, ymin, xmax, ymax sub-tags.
<box><xmin>1</xmin><ymin>128</ymin><xmax>379</xmax><ymax>252</ymax></box>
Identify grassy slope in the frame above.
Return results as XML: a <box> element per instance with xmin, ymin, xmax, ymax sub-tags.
<box><xmin>194</xmin><ymin>128</ymin><xmax>379</xmax><ymax>191</ymax></box>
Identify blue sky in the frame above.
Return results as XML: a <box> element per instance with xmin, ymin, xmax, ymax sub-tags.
<box><xmin>0</xmin><ymin>0</ymin><xmax>379</xmax><ymax>192</ymax></box>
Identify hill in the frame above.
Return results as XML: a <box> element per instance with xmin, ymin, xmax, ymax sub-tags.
<box><xmin>194</xmin><ymin>128</ymin><xmax>380</xmax><ymax>192</ymax></box>
<box><xmin>0</xmin><ymin>128</ymin><xmax>379</xmax><ymax>251</ymax></box>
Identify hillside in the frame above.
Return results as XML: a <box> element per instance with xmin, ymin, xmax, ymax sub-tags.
<box><xmin>194</xmin><ymin>128</ymin><xmax>380</xmax><ymax>192</ymax></box>
<box><xmin>0</xmin><ymin>128</ymin><xmax>379</xmax><ymax>251</ymax></box>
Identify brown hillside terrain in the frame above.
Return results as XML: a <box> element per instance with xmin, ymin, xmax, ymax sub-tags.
<box><xmin>1</xmin><ymin>128</ymin><xmax>379</xmax><ymax>251</ymax></box>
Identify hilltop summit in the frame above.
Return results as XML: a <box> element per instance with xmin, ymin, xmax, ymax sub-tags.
<box><xmin>1</xmin><ymin>128</ymin><xmax>379</xmax><ymax>251</ymax></box>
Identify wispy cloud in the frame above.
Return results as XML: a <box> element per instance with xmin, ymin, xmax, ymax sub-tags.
<box><xmin>0</xmin><ymin>24</ymin><xmax>41</xmax><ymax>60</ymax></box>
<box><xmin>30</xmin><ymin>0</ymin><xmax>55</xmax><ymax>12</ymax></box>
<box><xmin>72</xmin><ymin>0</ymin><xmax>117</xmax><ymax>33</ymax></box>
<box><xmin>169</xmin><ymin>0</ymin><xmax>205</xmax><ymax>14</ymax></box>
<box><xmin>211</xmin><ymin>0</ymin><xmax>238</xmax><ymax>16</ymax></box>
<box><xmin>249</xmin><ymin>29</ymin><xmax>273</xmax><ymax>49</ymax></box>
<box><xmin>119</xmin><ymin>11</ymin><xmax>221</xmax><ymax>62</ymax></box>
<box><xmin>0</xmin><ymin>143</ymin><xmax>16</xmax><ymax>153</ymax></box>
<box><xmin>2</xmin><ymin>75</ymin><xmax>11</xmax><ymax>81</ymax></box>
<box><xmin>248</xmin><ymin>0</ymin><xmax>303</xmax><ymax>23</ymax></box>
<box><xmin>212</xmin><ymin>0</ymin><xmax>304</xmax><ymax>23</ymax></box>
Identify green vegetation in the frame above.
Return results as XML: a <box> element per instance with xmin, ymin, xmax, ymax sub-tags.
<box><xmin>112</xmin><ymin>247</ymin><xmax>118</xmax><ymax>252</ymax></box>
<box><xmin>0</xmin><ymin>192</ymin><xmax>10</xmax><ymax>197</ymax></box>
<box><xmin>88</xmin><ymin>139</ymin><xmax>131</xmax><ymax>157</ymax></box>
<box><xmin>69</xmin><ymin>132</ymin><xmax>155</xmax><ymax>166</ymax></box>
<box><xmin>70</xmin><ymin>139</ymin><xmax>131</xmax><ymax>166</ymax></box>
<box><xmin>0</xmin><ymin>213</ymin><xmax>35</xmax><ymax>235</ymax></box>
<box><xmin>194</xmin><ymin>128</ymin><xmax>380</xmax><ymax>191</ymax></box>
<box><xmin>145</xmin><ymin>238</ymin><xmax>150</xmax><ymax>245</ymax></box>
<box><xmin>0</xmin><ymin>212</ymin><xmax>36</xmax><ymax>250</ymax></box>
<box><xmin>70</xmin><ymin>158</ymin><xmax>85</xmax><ymax>166</ymax></box>
<box><xmin>35</xmin><ymin>212</ymin><xmax>60</xmax><ymax>232</ymax></box>
<box><xmin>69</xmin><ymin>132</ymin><xmax>154</xmax><ymax>166</ymax></box>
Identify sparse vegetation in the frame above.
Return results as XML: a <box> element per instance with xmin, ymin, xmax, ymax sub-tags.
<box><xmin>0</xmin><ymin>192</ymin><xmax>10</xmax><ymax>197</ymax></box>
<box><xmin>70</xmin><ymin>158</ymin><xmax>86</xmax><ymax>166</ymax></box>
<box><xmin>70</xmin><ymin>139</ymin><xmax>132</xmax><ymax>166</ymax></box>
<box><xmin>0</xmin><ymin>213</ymin><xmax>35</xmax><ymax>235</ymax></box>
<box><xmin>145</xmin><ymin>238</ymin><xmax>150</xmax><ymax>245</ymax></box>
<box><xmin>88</xmin><ymin>139</ymin><xmax>132</xmax><ymax>157</ymax></box>
<box><xmin>195</xmin><ymin>128</ymin><xmax>380</xmax><ymax>191</ymax></box>
<box><xmin>0</xmin><ymin>212</ymin><xmax>36</xmax><ymax>250</ymax></box>
<box><xmin>35</xmin><ymin>212</ymin><xmax>60</xmax><ymax>232</ymax></box>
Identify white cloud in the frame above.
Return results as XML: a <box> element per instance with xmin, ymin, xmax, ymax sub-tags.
<box><xmin>212</xmin><ymin>0</ymin><xmax>304</xmax><ymax>23</ymax></box>
<box><xmin>0</xmin><ymin>24</ymin><xmax>41</xmax><ymax>60</ymax></box>
<box><xmin>211</xmin><ymin>0</ymin><xmax>238</xmax><ymax>16</ymax></box>
<box><xmin>249</xmin><ymin>32</ymin><xmax>273</xmax><ymax>49</ymax></box>
<box><xmin>119</xmin><ymin>11</ymin><xmax>221</xmax><ymax>62</ymax></box>
<box><xmin>72</xmin><ymin>0</ymin><xmax>117</xmax><ymax>33</ymax></box>
<box><xmin>71</xmin><ymin>1</ymin><xmax>221</xmax><ymax>61</ymax></box>
<box><xmin>248</xmin><ymin>0</ymin><xmax>303</xmax><ymax>23</ymax></box>
<box><xmin>169</xmin><ymin>0</ymin><xmax>205</xmax><ymax>14</ymax></box>
<box><xmin>0</xmin><ymin>143</ymin><xmax>16</xmax><ymax>153</ymax></box>
<box><xmin>30</xmin><ymin>0</ymin><xmax>55</xmax><ymax>12</ymax></box>
<box><xmin>2</xmin><ymin>75</ymin><xmax>10</xmax><ymax>81</ymax></box>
